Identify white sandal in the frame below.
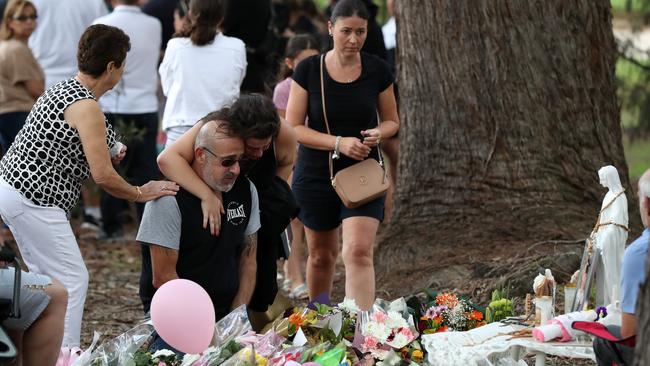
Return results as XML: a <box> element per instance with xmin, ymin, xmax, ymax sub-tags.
<box><xmin>290</xmin><ymin>283</ymin><xmax>309</xmax><ymax>300</ymax></box>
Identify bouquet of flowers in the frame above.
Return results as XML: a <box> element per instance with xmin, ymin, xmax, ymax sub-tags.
<box><xmin>285</xmin><ymin>298</ymin><xmax>359</xmax><ymax>345</ymax></box>
<box><xmin>415</xmin><ymin>292</ymin><xmax>485</xmax><ymax>333</ymax></box>
<box><xmin>359</xmin><ymin>310</ymin><xmax>417</xmax><ymax>360</ymax></box>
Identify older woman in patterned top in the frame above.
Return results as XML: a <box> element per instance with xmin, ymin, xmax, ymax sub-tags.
<box><xmin>0</xmin><ymin>24</ymin><xmax>178</xmax><ymax>356</ymax></box>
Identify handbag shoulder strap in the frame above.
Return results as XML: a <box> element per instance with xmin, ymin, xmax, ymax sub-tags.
<box><xmin>319</xmin><ymin>54</ymin><xmax>386</xmax><ymax>181</ymax></box>
<box><xmin>320</xmin><ymin>54</ymin><xmax>336</xmax><ymax>181</ymax></box>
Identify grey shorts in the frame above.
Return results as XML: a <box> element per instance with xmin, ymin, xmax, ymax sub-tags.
<box><xmin>0</xmin><ymin>268</ymin><xmax>51</xmax><ymax>331</ymax></box>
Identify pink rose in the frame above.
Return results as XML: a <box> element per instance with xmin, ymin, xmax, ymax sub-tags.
<box><xmin>372</xmin><ymin>311</ymin><xmax>388</xmax><ymax>323</ymax></box>
<box><xmin>400</xmin><ymin>327</ymin><xmax>414</xmax><ymax>340</ymax></box>
<box><xmin>362</xmin><ymin>336</ymin><xmax>379</xmax><ymax>351</ymax></box>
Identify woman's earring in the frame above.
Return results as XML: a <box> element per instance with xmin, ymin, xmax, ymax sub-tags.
<box><xmin>329</xmin><ymin>32</ymin><xmax>333</xmax><ymax>37</ymax></box>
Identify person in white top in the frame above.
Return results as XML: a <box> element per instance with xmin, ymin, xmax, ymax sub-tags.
<box><xmin>159</xmin><ymin>0</ymin><xmax>246</xmax><ymax>148</ymax></box>
<box><xmin>28</xmin><ymin>0</ymin><xmax>108</xmax><ymax>88</ymax></box>
<box><xmin>93</xmin><ymin>0</ymin><xmax>163</xmax><ymax>240</ymax></box>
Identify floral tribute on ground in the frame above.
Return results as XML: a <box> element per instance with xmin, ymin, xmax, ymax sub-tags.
<box><xmin>78</xmin><ymin>291</ymin><xmax>494</xmax><ymax>366</ymax></box>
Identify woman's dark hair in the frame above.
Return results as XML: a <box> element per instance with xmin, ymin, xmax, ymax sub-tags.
<box><xmin>77</xmin><ymin>24</ymin><xmax>131</xmax><ymax>78</ymax></box>
<box><xmin>175</xmin><ymin>0</ymin><xmax>225</xmax><ymax>46</ymax></box>
<box><xmin>278</xmin><ymin>34</ymin><xmax>319</xmax><ymax>81</ymax></box>
<box><xmin>330</xmin><ymin>0</ymin><xmax>369</xmax><ymax>23</ymax></box>
<box><xmin>228</xmin><ymin>94</ymin><xmax>281</xmax><ymax>139</ymax></box>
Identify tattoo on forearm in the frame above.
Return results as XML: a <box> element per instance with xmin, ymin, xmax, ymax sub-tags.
<box><xmin>242</xmin><ymin>234</ymin><xmax>257</xmax><ymax>257</ymax></box>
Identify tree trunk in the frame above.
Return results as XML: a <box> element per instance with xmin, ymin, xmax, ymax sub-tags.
<box><xmin>377</xmin><ymin>1</ymin><xmax>636</xmax><ymax>294</ymax></box>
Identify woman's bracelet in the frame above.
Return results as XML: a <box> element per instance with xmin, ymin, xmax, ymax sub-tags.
<box><xmin>332</xmin><ymin>135</ymin><xmax>342</xmax><ymax>159</ymax></box>
<box><xmin>131</xmin><ymin>185</ymin><xmax>142</xmax><ymax>203</ymax></box>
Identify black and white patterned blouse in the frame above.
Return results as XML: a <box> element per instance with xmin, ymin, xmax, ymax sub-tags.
<box><xmin>0</xmin><ymin>78</ymin><xmax>116</xmax><ymax>212</ymax></box>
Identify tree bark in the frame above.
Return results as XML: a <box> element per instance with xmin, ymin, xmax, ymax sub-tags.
<box><xmin>377</xmin><ymin>1</ymin><xmax>635</xmax><ymax>291</ymax></box>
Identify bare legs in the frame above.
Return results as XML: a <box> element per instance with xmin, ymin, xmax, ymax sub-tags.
<box><xmin>305</xmin><ymin>216</ymin><xmax>380</xmax><ymax>310</ymax></box>
<box><xmin>285</xmin><ymin>218</ymin><xmax>306</xmax><ymax>291</ymax></box>
<box><xmin>7</xmin><ymin>278</ymin><xmax>68</xmax><ymax>366</ymax></box>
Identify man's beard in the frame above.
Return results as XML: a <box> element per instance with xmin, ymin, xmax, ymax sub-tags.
<box><xmin>202</xmin><ymin>165</ymin><xmax>236</xmax><ymax>193</ymax></box>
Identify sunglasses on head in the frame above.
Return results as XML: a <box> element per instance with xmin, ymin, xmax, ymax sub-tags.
<box><xmin>201</xmin><ymin>146</ymin><xmax>242</xmax><ymax>167</ymax></box>
<box><xmin>13</xmin><ymin>14</ymin><xmax>37</xmax><ymax>21</ymax></box>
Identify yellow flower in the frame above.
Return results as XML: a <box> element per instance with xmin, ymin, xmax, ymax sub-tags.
<box><xmin>412</xmin><ymin>350</ymin><xmax>424</xmax><ymax>362</ymax></box>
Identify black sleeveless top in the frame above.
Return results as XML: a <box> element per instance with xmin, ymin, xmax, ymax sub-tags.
<box><xmin>242</xmin><ymin>142</ymin><xmax>277</xmax><ymax>192</ymax></box>
<box><xmin>144</xmin><ymin>178</ymin><xmax>252</xmax><ymax>319</ymax></box>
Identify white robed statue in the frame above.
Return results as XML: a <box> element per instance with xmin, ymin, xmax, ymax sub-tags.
<box><xmin>592</xmin><ymin>165</ymin><xmax>628</xmax><ymax>306</ymax></box>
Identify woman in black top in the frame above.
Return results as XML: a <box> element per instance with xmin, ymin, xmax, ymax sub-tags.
<box><xmin>285</xmin><ymin>0</ymin><xmax>399</xmax><ymax>310</ymax></box>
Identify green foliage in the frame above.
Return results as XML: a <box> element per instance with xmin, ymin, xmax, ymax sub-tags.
<box><xmin>617</xmin><ymin>58</ymin><xmax>650</xmax><ymax>132</ymax></box>
<box><xmin>623</xmin><ymin>139</ymin><xmax>650</xmax><ymax>181</ymax></box>
<box><xmin>485</xmin><ymin>289</ymin><xmax>514</xmax><ymax>323</ymax></box>
<box><xmin>611</xmin><ymin>0</ymin><xmax>650</xmax><ymax>13</ymax></box>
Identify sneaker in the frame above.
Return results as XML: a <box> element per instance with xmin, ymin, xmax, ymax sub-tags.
<box><xmin>80</xmin><ymin>214</ymin><xmax>102</xmax><ymax>232</ymax></box>
<box><xmin>289</xmin><ymin>283</ymin><xmax>309</xmax><ymax>300</ymax></box>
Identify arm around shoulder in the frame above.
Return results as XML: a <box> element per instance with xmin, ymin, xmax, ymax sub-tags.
<box><xmin>275</xmin><ymin>119</ymin><xmax>297</xmax><ymax>181</ymax></box>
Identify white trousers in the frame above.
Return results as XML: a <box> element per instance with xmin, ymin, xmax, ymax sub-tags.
<box><xmin>0</xmin><ymin>179</ymin><xmax>87</xmax><ymax>347</ymax></box>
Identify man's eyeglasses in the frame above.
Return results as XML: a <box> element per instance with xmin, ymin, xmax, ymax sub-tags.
<box><xmin>201</xmin><ymin>146</ymin><xmax>242</xmax><ymax>167</ymax></box>
<box><xmin>13</xmin><ymin>14</ymin><xmax>37</xmax><ymax>22</ymax></box>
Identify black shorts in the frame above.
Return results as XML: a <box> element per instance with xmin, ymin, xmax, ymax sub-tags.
<box><xmin>292</xmin><ymin>174</ymin><xmax>385</xmax><ymax>231</ymax></box>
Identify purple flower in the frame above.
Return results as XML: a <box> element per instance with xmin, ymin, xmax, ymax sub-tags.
<box><xmin>425</xmin><ymin>305</ymin><xmax>448</xmax><ymax>319</ymax></box>
<box><xmin>596</xmin><ymin>306</ymin><xmax>607</xmax><ymax>320</ymax></box>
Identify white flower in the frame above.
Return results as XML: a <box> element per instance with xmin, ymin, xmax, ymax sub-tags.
<box><xmin>152</xmin><ymin>349</ymin><xmax>176</xmax><ymax>359</ymax></box>
<box><xmin>180</xmin><ymin>352</ymin><xmax>201</xmax><ymax>365</ymax></box>
<box><xmin>338</xmin><ymin>297</ymin><xmax>361</xmax><ymax>313</ymax></box>
<box><xmin>370</xmin><ymin>348</ymin><xmax>390</xmax><ymax>360</ymax></box>
<box><xmin>385</xmin><ymin>311</ymin><xmax>408</xmax><ymax>329</ymax></box>
<box><xmin>386</xmin><ymin>332</ymin><xmax>410</xmax><ymax>349</ymax></box>
<box><xmin>362</xmin><ymin>321</ymin><xmax>391</xmax><ymax>342</ymax></box>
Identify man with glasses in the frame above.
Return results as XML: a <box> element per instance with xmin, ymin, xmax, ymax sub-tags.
<box><xmin>157</xmin><ymin>94</ymin><xmax>298</xmax><ymax>323</ymax></box>
<box><xmin>136</xmin><ymin>111</ymin><xmax>260</xmax><ymax>344</ymax></box>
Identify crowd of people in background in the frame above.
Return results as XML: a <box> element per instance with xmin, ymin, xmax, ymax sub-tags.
<box><xmin>0</xmin><ymin>0</ymin><xmax>400</xmax><ymax>363</ymax></box>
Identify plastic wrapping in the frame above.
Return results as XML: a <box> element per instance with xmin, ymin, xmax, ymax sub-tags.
<box><xmin>74</xmin><ymin>305</ymin><xmax>252</xmax><ymax>365</ymax></box>
<box><xmin>212</xmin><ymin>305</ymin><xmax>252</xmax><ymax>346</ymax></box>
<box><xmin>74</xmin><ymin>322</ymin><xmax>155</xmax><ymax>366</ymax></box>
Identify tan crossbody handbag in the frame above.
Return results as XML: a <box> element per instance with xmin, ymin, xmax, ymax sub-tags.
<box><xmin>319</xmin><ymin>55</ymin><xmax>390</xmax><ymax>209</ymax></box>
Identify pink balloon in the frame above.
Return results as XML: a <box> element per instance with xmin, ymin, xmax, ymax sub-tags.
<box><xmin>150</xmin><ymin>279</ymin><xmax>215</xmax><ymax>354</ymax></box>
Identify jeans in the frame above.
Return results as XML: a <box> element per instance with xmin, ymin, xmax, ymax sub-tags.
<box><xmin>593</xmin><ymin>325</ymin><xmax>634</xmax><ymax>366</ymax></box>
<box><xmin>100</xmin><ymin>113</ymin><xmax>160</xmax><ymax>235</ymax></box>
<box><xmin>148</xmin><ymin>332</ymin><xmax>184</xmax><ymax>356</ymax></box>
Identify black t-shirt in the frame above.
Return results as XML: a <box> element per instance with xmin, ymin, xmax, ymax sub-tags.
<box><xmin>291</xmin><ymin>52</ymin><xmax>393</xmax><ymax>177</ymax></box>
